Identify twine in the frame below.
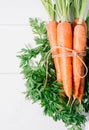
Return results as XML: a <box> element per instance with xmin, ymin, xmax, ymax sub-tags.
<box><xmin>51</xmin><ymin>45</ymin><xmax>88</xmax><ymax>78</ymax></box>
<box><xmin>44</xmin><ymin>45</ymin><xmax>88</xmax><ymax>86</ymax></box>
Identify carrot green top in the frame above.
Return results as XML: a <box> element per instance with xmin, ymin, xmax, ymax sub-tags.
<box><xmin>55</xmin><ymin>0</ymin><xmax>71</xmax><ymax>22</ymax></box>
<box><xmin>40</xmin><ymin>0</ymin><xmax>71</xmax><ymax>22</ymax></box>
<box><xmin>40</xmin><ymin>0</ymin><xmax>56</xmax><ymax>20</ymax></box>
<box><xmin>72</xmin><ymin>0</ymin><xmax>88</xmax><ymax>24</ymax></box>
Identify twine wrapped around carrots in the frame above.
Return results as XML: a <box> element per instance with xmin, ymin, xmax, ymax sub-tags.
<box><xmin>44</xmin><ymin>45</ymin><xmax>88</xmax><ymax>87</ymax></box>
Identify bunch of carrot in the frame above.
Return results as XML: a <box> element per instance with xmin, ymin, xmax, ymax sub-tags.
<box><xmin>41</xmin><ymin>0</ymin><xmax>88</xmax><ymax>103</ymax></box>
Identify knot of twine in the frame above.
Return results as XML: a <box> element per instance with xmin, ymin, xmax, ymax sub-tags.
<box><xmin>44</xmin><ymin>45</ymin><xmax>88</xmax><ymax>81</ymax></box>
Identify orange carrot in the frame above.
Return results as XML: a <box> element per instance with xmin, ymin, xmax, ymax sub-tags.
<box><xmin>40</xmin><ymin>0</ymin><xmax>62</xmax><ymax>83</ymax></box>
<box><xmin>72</xmin><ymin>0</ymin><xmax>88</xmax><ymax>101</ymax></box>
<box><xmin>78</xmin><ymin>66</ymin><xmax>85</xmax><ymax>104</ymax></box>
<box><xmin>57</xmin><ymin>22</ymin><xmax>73</xmax><ymax>99</ymax></box>
<box><xmin>47</xmin><ymin>21</ymin><xmax>62</xmax><ymax>82</ymax></box>
<box><xmin>73</xmin><ymin>24</ymin><xmax>86</xmax><ymax>100</ymax></box>
<box><xmin>72</xmin><ymin>18</ymin><xmax>87</xmax><ymax>102</ymax></box>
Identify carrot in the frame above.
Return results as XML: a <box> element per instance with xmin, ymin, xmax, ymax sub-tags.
<box><xmin>47</xmin><ymin>21</ymin><xmax>62</xmax><ymax>82</ymax></box>
<box><xmin>77</xmin><ymin>66</ymin><xmax>85</xmax><ymax>104</ymax></box>
<box><xmin>72</xmin><ymin>18</ymin><xmax>87</xmax><ymax>102</ymax></box>
<box><xmin>55</xmin><ymin>0</ymin><xmax>73</xmax><ymax>99</ymax></box>
<box><xmin>57</xmin><ymin>22</ymin><xmax>72</xmax><ymax>99</ymax></box>
<box><xmin>40</xmin><ymin>0</ymin><xmax>62</xmax><ymax>83</ymax></box>
<box><xmin>73</xmin><ymin>24</ymin><xmax>86</xmax><ymax>100</ymax></box>
<box><xmin>72</xmin><ymin>0</ymin><xmax>88</xmax><ymax>100</ymax></box>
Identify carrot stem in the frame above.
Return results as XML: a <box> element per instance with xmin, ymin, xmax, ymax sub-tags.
<box><xmin>56</xmin><ymin>0</ymin><xmax>71</xmax><ymax>22</ymax></box>
<box><xmin>54</xmin><ymin>4</ymin><xmax>56</xmax><ymax>21</ymax></box>
<box><xmin>72</xmin><ymin>0</ymin><xmax>88</xmax><ymax>24</ymax></box>
<box><xmin>55</xmin><ymin>0</ymin><xmax>62</xmax><ymax>20</ymax></box>
<box><xmin>72</xmin><ymin>0</ymin><xmax>80</xmax><ymax>18</ymax></box>
<box><xmin>40</xmin><ymin>0</ymin><xmax>55</xmax><ymax>20</ymax></box>
<box><xmin>78</xmin><ymin>0</ymin><xmax>88</xmax><ymax>24</ymax></box>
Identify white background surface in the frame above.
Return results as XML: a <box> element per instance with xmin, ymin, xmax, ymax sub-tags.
<box><xmin>0</xmin><ymin>0</ymin><xmax>89</xmax><ymax>130</ymax></box>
